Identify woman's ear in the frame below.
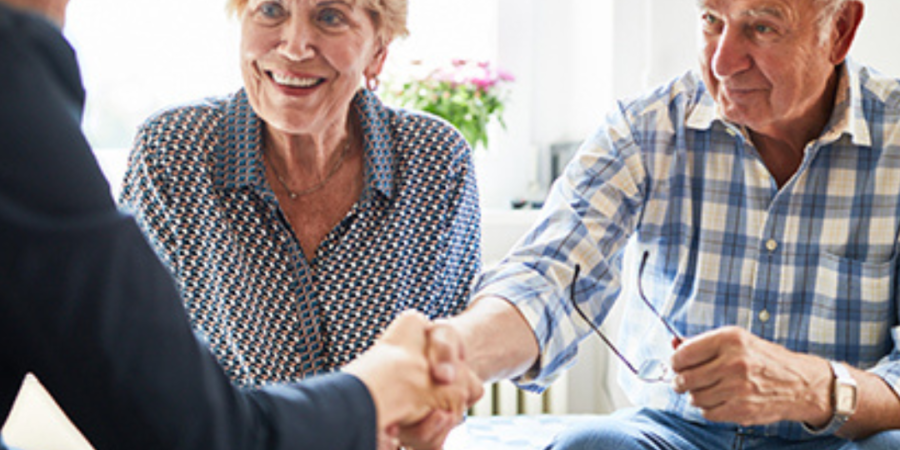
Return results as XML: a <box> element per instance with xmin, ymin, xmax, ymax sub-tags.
<box><xmin>366</xmin><ymin>39</ymin><xmax>390</xmax><ymax>79</ymax></box>
<box><xmin>364</xmin><ymin>39</ymin><xmax>390</xmax><ymax>91</ymax></box>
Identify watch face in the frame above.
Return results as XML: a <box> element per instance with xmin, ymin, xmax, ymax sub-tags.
<box><xmin>836</xmin><ymin>384</ymin><xmax>858</xmax><ymax>414</ymax></box>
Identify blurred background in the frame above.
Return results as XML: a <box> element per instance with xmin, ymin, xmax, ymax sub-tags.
<box><xmin>66</xmin><ymin>0</ymin><xmax>900</xmax><ymax>208</ymax></box>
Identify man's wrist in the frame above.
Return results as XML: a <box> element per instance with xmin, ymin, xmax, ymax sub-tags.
<box><xmin>802</xmin><ymin>361</ymin><xmax>858</xmax><ymax>435</ymax></box>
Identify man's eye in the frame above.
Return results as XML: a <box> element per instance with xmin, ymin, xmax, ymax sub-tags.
<box><xmin>702</xmin><ymin>12</ymin><xmax>720</xmax><ymax>26</ymax></box>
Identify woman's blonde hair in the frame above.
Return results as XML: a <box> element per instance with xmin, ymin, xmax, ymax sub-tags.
<box><xmin>226</xmin><ymin>0</ymin><xmax>409</xmax><ymax>42</ymax></box>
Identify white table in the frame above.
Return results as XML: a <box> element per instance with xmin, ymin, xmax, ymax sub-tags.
<box><xmin>446</xmin><ymin>414</ymin><xmax>598</xmax><ymax>450</ymax></box>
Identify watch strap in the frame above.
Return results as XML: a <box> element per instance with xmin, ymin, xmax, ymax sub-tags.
<box><xmin>801</xmin><ymin>361</ymin><xmax>856</xmax><ymax>436</ymax></box>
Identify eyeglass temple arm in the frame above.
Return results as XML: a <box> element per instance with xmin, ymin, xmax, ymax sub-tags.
<box><xmin>570</xmin><ymin>264</ymin><xmax>643</xmax><ymax>376</ymax></box>
<box><xmin>637</xmin><ymin>251</ymin><xmax>683</xmax><ymax>347</ymax></box>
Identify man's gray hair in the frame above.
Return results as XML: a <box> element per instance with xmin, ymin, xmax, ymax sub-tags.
<box><xmin>814</xmin><ymin>0</ymin><xmax>854</xmax><ymax>44</ymax></box>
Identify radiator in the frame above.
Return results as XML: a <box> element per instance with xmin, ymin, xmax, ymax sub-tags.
<box><xmin>469</xmin><ymin>378</ymin><xmax>568</xmax><ymax>416</ymax></box>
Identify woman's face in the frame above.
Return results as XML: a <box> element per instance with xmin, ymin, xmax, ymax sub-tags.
<box><xmin>240</xmin><ymin>0</ymin><xmax>386</xmax><ymax>136</ymax></box>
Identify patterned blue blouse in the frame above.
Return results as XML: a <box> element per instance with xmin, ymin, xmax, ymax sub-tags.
<box><xmin>120</xmin><ymin>88</ymin><xmax>481</xmax><ymax>387</ymax></box>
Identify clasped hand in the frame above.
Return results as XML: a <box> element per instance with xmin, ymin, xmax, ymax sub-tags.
<box><xmin>344</xmin><ymin>310</ymin><xmax>483</xmax><ymax>450</ymax></box>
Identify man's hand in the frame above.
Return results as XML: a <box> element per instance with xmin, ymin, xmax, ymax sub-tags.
<box><xmin>343</xmin><ymin>310</ymin><xmax>483</xmax><ymax>448</ymax></box>
<box><xmin>670</xmin><ymin>326</ymin><xmax>833</xmax><ymax>427</ymax></box>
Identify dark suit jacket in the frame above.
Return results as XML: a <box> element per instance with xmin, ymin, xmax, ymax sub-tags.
<box><xmin>0</xmin><ymin>4</ymin><xmax>377</xmax><ymax>449</ymax></box>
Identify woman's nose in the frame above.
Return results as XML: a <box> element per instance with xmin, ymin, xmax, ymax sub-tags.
<box><xmin>279</xmin><ymin>20</ymin><xmax>315</xmax><ymax>61</ymax></box>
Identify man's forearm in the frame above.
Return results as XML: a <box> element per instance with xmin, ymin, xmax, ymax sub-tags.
<box><xmin>449</xmin><ymin>296</ymin><xmax>539</xmax><ymax>383</ymax></box>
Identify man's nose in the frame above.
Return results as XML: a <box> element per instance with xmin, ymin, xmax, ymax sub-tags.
<box><xmin>712</xmin><ymin>26</ymin><xmax>752</xmax><ymax>78</ymax></box>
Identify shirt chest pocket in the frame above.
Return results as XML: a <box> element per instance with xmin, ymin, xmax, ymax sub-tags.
<box><xmin>807</xmin><ymin>251</ymin><xmax>897</xmax><ymax>366</ymax></box>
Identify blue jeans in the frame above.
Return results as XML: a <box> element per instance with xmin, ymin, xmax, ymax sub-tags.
<box><xmin>545</xmin><ymin>408</ymin><xmax>900</xmax><ymax>450</ymax></box>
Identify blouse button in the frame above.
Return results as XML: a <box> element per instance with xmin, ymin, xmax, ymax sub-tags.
<box><xmin>765</xmin><ymin>239</ymin><xmax>778</xmax><ymax>252</ymax></box>
<box><xmin>758</xmin><ymin>309</ymin><xmax>771</xmax><ymax>323</ymax></box>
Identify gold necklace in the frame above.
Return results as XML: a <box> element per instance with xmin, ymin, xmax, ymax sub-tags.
<box><xmin>267</xmin><ymin>139</ymin><xmax>351</xmax><ymax>200</ymax></box>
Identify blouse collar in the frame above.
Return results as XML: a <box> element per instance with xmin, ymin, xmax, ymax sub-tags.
<box><xmin>213</xmin><ymin>89</ymin><xmax>395</xmax><ymax>201</ymax></box>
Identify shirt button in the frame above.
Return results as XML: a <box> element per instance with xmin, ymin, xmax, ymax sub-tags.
<box><xmin>759</xmin><ymin>309</ymin><xmax>771</xmax><ymax>323</ymax></box>
<box><xmin>765</xmin><ymin>239</ymin><xmax>778</xmax><ymax>252</ymax></box>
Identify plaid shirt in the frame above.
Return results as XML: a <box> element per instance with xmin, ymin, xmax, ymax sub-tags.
<box><xmin>473</xmin><ymin>60</ymin><xmax>900</xmax><ymax>439</ymax></box>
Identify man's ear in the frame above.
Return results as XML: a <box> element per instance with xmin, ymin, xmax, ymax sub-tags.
<box><xmin>829</xmin><ymin>1</ymin><xmax>864</xmax><ymax>64</ymax></box>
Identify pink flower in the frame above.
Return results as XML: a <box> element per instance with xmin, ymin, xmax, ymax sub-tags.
<box><xmin>386</xmin><ymin>59</ymin><xmax>514</xmax><ymax>150</ymax></box>
<box><xmin>427</xmin><ymin>60</ymin><xmax>514</xmax><ymax>93</ymax></box>
<box><xmin>471</xmin><ymin>76</ymin><xmax>495</xmax><ymax>91</ymax></box>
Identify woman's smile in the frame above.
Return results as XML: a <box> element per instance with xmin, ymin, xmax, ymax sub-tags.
<box><xmin>269</xmin><ymin>71</ymin><xmax>325</xmax><ymax>89</ymax></box>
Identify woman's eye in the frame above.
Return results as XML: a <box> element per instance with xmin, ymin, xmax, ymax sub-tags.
<box><xmin>258</xmin><ymin>1</ymin><xmax>286</xmax><ymax>19</ymax></box>
<box><xmin>317</xmin><ymin>8</ymin><xmax>347</xmax><ymax>27</ymax></box>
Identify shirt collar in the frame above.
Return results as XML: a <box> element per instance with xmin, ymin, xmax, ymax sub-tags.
<box><xmin>213</xmin><ymin>90</ymin><xmax>268</xmax><ymax>194</ymax></box>
<box><xmin>354</xmin><ymin>89</ymin><xmax>395</xmax><ymax>200</ymax></box>
<box><xmin>213</xmin><ymin>89</ymin><xmax>396</xmax><ymax>200</ymax></box>
<box><xmin>829</xmin><ymin>58</ymin><xmax>872</xmax><ymax>147</ymax></box>
<box><xmin>685</xmin><ymin>61</ymin><xmax>872</xmax><ymax>148</ymax></box>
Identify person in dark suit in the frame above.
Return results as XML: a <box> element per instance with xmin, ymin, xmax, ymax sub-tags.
<box><xmin>0</xmin><ymin>1</ymin><xmax>481</xmax><ymax>449</ymax></box>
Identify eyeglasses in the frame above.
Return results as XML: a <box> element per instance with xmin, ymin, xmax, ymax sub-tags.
<box><xmin>569</xmin><ymin>251</ymin><xmax>683</xmax><ymax>383</ymax></box>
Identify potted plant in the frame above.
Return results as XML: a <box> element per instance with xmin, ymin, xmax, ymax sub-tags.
<box><xmin>384</xmin><ymin>59</ymin><xmax>514</xmax><ymax>150</ymax></box>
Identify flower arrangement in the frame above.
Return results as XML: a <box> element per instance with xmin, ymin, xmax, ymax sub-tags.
<box><xmin>385</xmin><ymin>59</ymin><xmax>514</xmax><ymax>150</ymax></box>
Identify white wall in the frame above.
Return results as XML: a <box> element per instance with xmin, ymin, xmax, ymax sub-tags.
<box><xmin>850</xmin><ymin>0</ymin><xmax>900</xmax><ymax>76</ymax></box>
<box><xmin>65</xmin><ymin>1</ymin><xmax>242</xmax><ymax>148</ymax></box>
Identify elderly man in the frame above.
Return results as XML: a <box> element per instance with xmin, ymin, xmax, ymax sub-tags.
<box><xmin>409</xmin><ymin>0</ymin><xmax>900</xmax><ymax>449</ymax></box>
<box><xmin>0</xmin><ymin>1</ymin><xmax>480</xmax><ymax>449</ymax></box>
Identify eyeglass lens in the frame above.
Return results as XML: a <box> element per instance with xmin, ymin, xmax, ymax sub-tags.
<box><xmin>569</xmin><ymin>252</ymin><xmax>681</xmax><ymax>383</ymax></box>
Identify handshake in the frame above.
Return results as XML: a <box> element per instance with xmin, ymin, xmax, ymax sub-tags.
<box><xmin>344</xmin><ymin>310</ymin><xmax>485</xmax><ymax>450</ymax></box>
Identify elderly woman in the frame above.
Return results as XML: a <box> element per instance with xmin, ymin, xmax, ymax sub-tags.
<box><xmin>120</xmin><ymin>0</ymin><xmax>480</xmax><ymax>387</ymax></box>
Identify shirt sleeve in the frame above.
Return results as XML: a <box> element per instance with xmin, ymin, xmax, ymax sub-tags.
<box><xmin>118</xmin><ymin>120</ymin><xmax>182</xmax><ymax>276</ymax></box>
<box><xmin>868</xmin><ymin>285</ymin><xmax>900</xmax><ymax>402</ymax></box>
<box><xmin>471</xmin><ymin>103</ymin><xmax>649</xmax><ymax>391</ymax></box>
<box><xmin>437</xmin><ymin>132</ymin><xmax>482</xmax><ymax>317</ymax></box>
<box><xmin>0</xmin><ymin>7</ymin><xmax>377</xmax><ymax>450</ymax></box>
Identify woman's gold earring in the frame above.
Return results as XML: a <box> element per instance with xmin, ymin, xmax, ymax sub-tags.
<box><xmin>366</xmin><ymin>75</ymin><xmax>380</xmax><ymax>92</ymax></box>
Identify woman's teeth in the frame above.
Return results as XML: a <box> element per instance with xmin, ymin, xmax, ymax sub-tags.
<box><xmin>271</xmin><ymin>73</ymin><xmax>321</xmax><ymax>87</ymax></box>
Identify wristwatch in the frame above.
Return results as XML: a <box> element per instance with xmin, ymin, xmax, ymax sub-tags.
<box><xmin>802</xmin><ymin>361</ymin><xmax>858</xmax><ymax>435</ymax></box>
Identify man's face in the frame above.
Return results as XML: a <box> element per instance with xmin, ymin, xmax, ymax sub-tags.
<box><xmin>5</xmin><ymin>0</ymin><xmax>70</xmax><ymax>25</ymax></box>
<box><xmin>698</xmin><ymin>0</ymin><xmax>838</xmax><ymax>137</ymax></box>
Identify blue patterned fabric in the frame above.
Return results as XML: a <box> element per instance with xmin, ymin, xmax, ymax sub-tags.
<box><xmin>120</xmin><ymin>88</ymin><xmax>480</xmax><ymax>386</ymax></box>
<box><xmin>473</xmin><ymin>60</ymin><xmax>900</xmax><ymax>440</ymax></box>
